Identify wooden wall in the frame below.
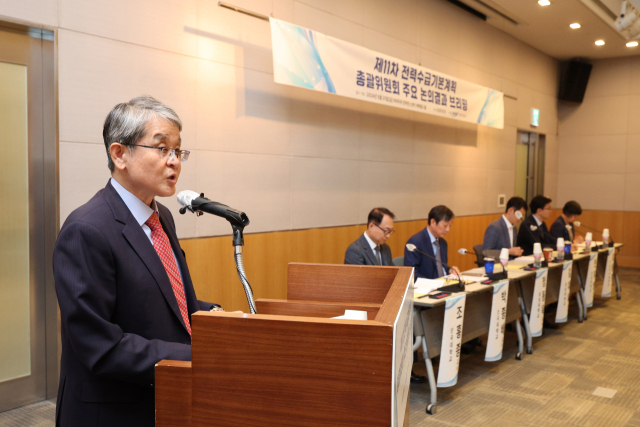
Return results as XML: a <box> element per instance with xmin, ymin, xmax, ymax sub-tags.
<box><xmin>181</xmin><ymin>210</ymin><xmax>638</xmax><ymax>312</ymax></box>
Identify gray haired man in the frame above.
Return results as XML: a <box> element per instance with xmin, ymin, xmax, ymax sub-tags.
<box><xmin>53</xmin><ymin>96</ymin><xmax>216</xmax><ymax>427</ymax></box>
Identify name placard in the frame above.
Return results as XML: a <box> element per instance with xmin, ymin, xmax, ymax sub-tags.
<box><xmin>601</xmin><ymin>248</ymin><xmax>615</xmax><ymax>298</ymax></box>
<box><xmin>555</xmin><ymin>261</ymin><xmax>573</xmax><ymax>323</ymax></box>
<box><xmin>530</xmin><ymin>268</ymin><xmax>549</xmax><ymax>337</ymax></box>
<box><xmin>485</xmin><ymin>280</ymin><xmax>509</xmax><ymax>362</ymax></box>
<box><xmin>584</xmin><ymin>252</ymin><xmax>598</xmax><ymax>308</ymax></box>
<box><xmin>437</xmin><ymin>294</ymin><xmax>466</xmax><ymax>387</ymax></box>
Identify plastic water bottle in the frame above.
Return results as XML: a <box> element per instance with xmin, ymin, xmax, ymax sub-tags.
<box><xmin>533</xmin><ymin>243</ymin><xmax>542</xmax><ymax>268</ymax></box>
<box><xmin>585</xmin><ymin>232</ymin><xmax>592</xmax><ymax>253</ymax></box>
<box><xmin>602</xmin><ymin>228</ymin><xmax>610</xmax><ymax>248</ymax></box>
<box><xmin>556</xmin><ymin>238</ymin><xmax>564</xmax><ymax>262</ymax></box>
<box><xmin>499</xmin><ymin>248</ymin><xmax>509</xmax><ymax>273</ymax></box>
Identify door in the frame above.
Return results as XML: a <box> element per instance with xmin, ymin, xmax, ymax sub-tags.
<box><xmin>0</xmin><ymin>22</ymin><xmax>57</xmax><ymax>412</ymax></box>
<box><xmin>515</xmin><ymin>131</ymin><xmax>546</xmax><ymax>205</ymax></box>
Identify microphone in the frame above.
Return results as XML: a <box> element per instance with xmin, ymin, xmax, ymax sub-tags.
<box><xmin>573</xmin><ymin>221</ymin><xmax>614</xmax><ymax>248</ymax></box>
<box><xmin>458</xmin><ymin>248</ymin><xmax>508</xmax><ymax>280</ymax></box>
<box><xmin>177</xmin><ymin>190</ymin><xmax>257</xmax><ymax>314</ymax></box>
<box><xmin>177</xmin><ymin>190</ymin><xmax>250</xmax><ymax>228</ymax></box>
<box><xmin>406</xmin><ymin>243</ymin><xmax>465</xmax><ymax>292</ymax></box>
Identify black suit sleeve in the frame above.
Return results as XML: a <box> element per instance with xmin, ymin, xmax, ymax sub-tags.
<box><xmin>54</xmin><ymin>220</ymin><xmax>191</xmax><ymax>386</ymax></box>
<box><xmin>344</xmin><ymin>243</ymin><xmax>366</xmax><ymax>265</ymax></box>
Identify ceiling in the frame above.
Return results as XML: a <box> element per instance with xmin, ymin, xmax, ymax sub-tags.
<box><xmin>456</xmin><ymin>0</ymin><xmax>640</xmax><ymax>60</ymax></box>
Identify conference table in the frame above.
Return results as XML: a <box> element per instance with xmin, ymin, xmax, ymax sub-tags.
<box><xmin>412</xmin><ymin>242</ymin><xmax>624</xmax><ymax>415</ymax></box>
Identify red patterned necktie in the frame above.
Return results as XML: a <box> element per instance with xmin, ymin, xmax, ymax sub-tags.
<box><xmin>146</xmin><ymin>212</ymin><xmax>191</xmax><ymax>336</ymax></box>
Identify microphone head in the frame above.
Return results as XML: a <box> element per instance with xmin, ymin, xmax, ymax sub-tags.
<box><xmin>515</xmin><ymin>211</ymin><xmax>523</xmax><ymax>220</ymax></box>
<box><xmin>458</xmin><ymin>248</ymin><xmax>468</xmax><ymax>255</ymax></box>
<box><xmin>574</xmin><ymin>221</ymin><xmax>581</xmax><ymax>228</ymax></box>
<box><xmin>406</xmin><ymin>243</ymin><xmax>417</xmax><ymax>252</ymax></box>
<box><xmin>177</xmin><ymin>190</ymin><xmax>200</xmax><ymax>208</ymax></box>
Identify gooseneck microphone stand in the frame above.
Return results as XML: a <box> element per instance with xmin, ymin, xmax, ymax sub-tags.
<box><xmin>180</xmin><ymin>195</ymin><xmax>257</xmax><ymax>314</ymax></box>
<box><xmin>230</xmin><ymin>223</ymin><xmax>257</xmax><ymax>314</ymax></box>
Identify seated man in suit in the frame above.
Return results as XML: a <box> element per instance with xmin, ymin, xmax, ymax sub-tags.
<box><xmin>404</xmin><ymin>205</ymin><xmax>459</xmax><ymax>279</ymax></box>
<box><xmin>482</xmin><ymin>196</ymin><xmax>527</xmax><ymax>259</ymax></box>
<box><xmin>550</xmin><ymin>200</ymin><xmax>585</xmax><ymax>244</ymax></box>
<box><xmin>516</xmin><ymin>195</ymin><xmax>555</xmax><ymax>256</ymax></box>
<box><xmin>345</xmin><ymin>207</ymin><xmax>395</xmax><ymax>266</ymax></box>
<box><xmin>53</xmin><ymin>96</ymin><xmax>219</xmax><ymax>427</ymax></box>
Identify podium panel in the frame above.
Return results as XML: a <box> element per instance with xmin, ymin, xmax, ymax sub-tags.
<box><xmin>156</xmin><ymin>263</ymin><xmax>413</xmax><ymax>427</ymax></box>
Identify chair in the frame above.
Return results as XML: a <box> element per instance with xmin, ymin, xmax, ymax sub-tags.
<box><xmin>392</xmin><ymin>256</ymin><xmax>404</xmax><ymax>266</ymax></box>
<box><xmin>472</xmin><ymin>244</ymin><xmax>485</xmax><ymax>267</ymax></box>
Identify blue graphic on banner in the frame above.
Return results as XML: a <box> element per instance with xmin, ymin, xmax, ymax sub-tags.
<box><xmin>270</xmin><ymin>20</ymin><xmax>335</xmax><ymax>93</ymax></box>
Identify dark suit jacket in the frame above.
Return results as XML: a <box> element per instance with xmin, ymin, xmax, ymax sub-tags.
<box><xmin>482</xmin><ymin>216</ymin><xmax>516</xmax><ymax>259</ymax></box>
<box><xmin>344</xmin><ymin>233</ymin><xmax>393</xmax><ymax>266</ymax></box>
<box><xmin>54</xmin><ymin>181</ymin><xmax>213</xmax><ymax>427</ymax></box>
<box><xmin>550</xmin><ymin>216</ymin><xmax>573</xmax><ymax>242</ymax></box>
<box><xmin>516</xmin><ymin>214</ymin><xmax>555</xmax><ymax>256</ymax></box>
<box><xmin>404</xmin><ymin>228</ymin><xmax>448</xmax><ymax>280</ymax></box>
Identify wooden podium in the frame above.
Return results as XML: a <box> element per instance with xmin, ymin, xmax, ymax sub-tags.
<box><xmin>156</xmin><ymin>263</ymin><xmax>414</xmax><ymax>427</ymax></box>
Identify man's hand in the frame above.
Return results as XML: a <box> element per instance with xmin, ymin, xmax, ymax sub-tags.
<box><xmin>449</xmin><ymin>266</ymin><xmax>461</xmax><ymax>277</ymax></box>
<box><xmin>574</xmin><ymin>235</ymin><xmax>585</xmax><ymax>244</ymax></box>
<box><xmin>509</xmin><ymin>246</ymin><xmax>524</xmax><ymax>257</ymax></box>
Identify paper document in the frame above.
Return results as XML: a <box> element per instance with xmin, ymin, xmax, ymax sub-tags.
<box><xmin>457</xmin><ymin>275</ymin><xmax>487</xmax><ymax>283</ymax></box>
<box><xmin>414</xmin><ymin>278</ymin><xmax>445</xmax><ymax>293</ymax></box>
<box><xmin>513</xmin><ymin>256</ymin><xmax>535</xmax><ymax>264</ymax></box>
<box><xmin>332</xmin><ymin>310</ymin><xmax>368</xmax><ymax>320</ymax></box>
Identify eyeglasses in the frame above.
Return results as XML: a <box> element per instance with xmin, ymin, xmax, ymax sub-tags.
<box><xmin>374</xmin><ymin>223</ymin><xmax>395</xmax><ymax>235</ymax></box>
<box><xmin>130</xmin><ymin>144</ymin><xmax>191</xmax><ymax>162</ymax></box>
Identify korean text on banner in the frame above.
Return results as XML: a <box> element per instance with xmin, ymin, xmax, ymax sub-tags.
<box><xmin>437</xmin><ymin>294</ymin><xmax>466</xmax><ymax>387</ymax></box>
<box><xmin>584</xmin><ymin>252</ymin><xmax>598</xmax><ymax>307</ymax></box>
<box><xmin>601</xmin><ymin>248</ymin><xmax>615</xmax><ymax>298</ymax></box>
<box><xmin>485</xmin><ymin>280</ymin><xmax>509</xmax><ymax>362</ymax></box>
<box><xmin>529</xmin><ymin>268</ymin><xmax>549</xmax><ymax>337</ymax></box>
<box><xmin>270</xmin><ymin>18</ymin><xmax>504</xmax><ymax>129</ymax></box>
<box><xmin>555</xmin><ymin>261</ymin><xmax>572</xmax><ymax>323</ymax></box>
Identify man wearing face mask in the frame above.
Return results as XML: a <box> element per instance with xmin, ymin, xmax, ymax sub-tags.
<box><xmin>550</xmin><ymin>200</ymin><xmax>585</xmax><ymax>244</ymax></box>
<box><xmin>483</xmin><ymin>196</ymin><xmax>527</xmax><ymax>260</ymax></box>
<box><xmin>517</xmin><ymin>195</ymin><xmax>555</xmax><ymax>256</ymax></box>
<box><xmin>404</xmin><ymin>205</ymin><xmax>460</xmax><ymax>280</ymax></box>
<box><xmin>345</xmin><ymin>207</ymin><xmax>395</xmax><ymax>266</ymax></box>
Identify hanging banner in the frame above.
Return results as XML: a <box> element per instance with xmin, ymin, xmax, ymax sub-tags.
<box><xmin>391</xmin><ymin>273</ymin><xmax>413</xmax><ymax>427</ymax></box>
<box><xmin>555</xmin><ymin>261</ymin><xmax>573</xmax><ymax>323</ymax></box>
<box><xmin>584</xmin><ymin>252</ymin><xmax>598</xmax><ymax>308</ymax></box>
<box><xmin>437</xmin><ymin>294</ymin><xmax>466</xmax><ymax>387</ymax></box>
<box><xmin>529</xmin><ymin>268</ymin><xmax>548</xmax><ymax>338</ymax></box>
<box><xmin>601</xmin><ymin>248</ymin><xmax>615</xmax><ymax>297</ymax></box>
<box><xmin>485</xmin><ymin>280</ymin><xmax>509</xmax><ymax>362</ymax></box>
<box><xmin>270</xmin><ymin>18</ymin><xmax>504</xmax><ymax>128</ymax></box>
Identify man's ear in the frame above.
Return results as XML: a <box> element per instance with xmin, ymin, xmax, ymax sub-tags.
<box><xmin>110</xmin><ymin>143</ymin><xmax>128</xmax><ymax>172</ymax></box>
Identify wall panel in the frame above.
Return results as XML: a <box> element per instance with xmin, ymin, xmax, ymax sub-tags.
<box><xmin>183</xmin><ymin>209</ymin><xmax>636</xmax><ymax>312</ymax></box>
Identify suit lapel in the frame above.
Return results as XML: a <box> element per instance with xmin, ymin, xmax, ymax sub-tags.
<box><xmin>498</xmin><ymin>218</ymin><xmax>510</xmax><ymax>248</ymax></box>
<box><xmin>422</xmin><ymin>229</ymin><xmax>439</xmax><ymax>271</ymax></box>
<box><xmin>360</xmin><ymin>234</ymin><xmax>378</xmax><ymax>265</ymax></box>
<box><xmin>103</xmin><ymin>182</ymin><xmax>189</xmax><ymax>333</ymax></box>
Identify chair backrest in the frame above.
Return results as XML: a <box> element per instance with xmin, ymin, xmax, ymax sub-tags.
<box><xmin>392</xmin><ymin>256</ymin><xmax>404</xmax><ymax>266</ymax></box>
<box><xmin>472</xmin><ymin>244</ymin><xmax>485</xmax><ymax>267</ymax></box>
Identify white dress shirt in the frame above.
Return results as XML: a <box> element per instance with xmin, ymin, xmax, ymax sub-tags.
<box><xmin>502</xmin><ymin>215</ymin><xmax>514</xmax><ymax>247</ymax></box>
<box><xmin>110</xmin><ymin>177</ymin><xmax>184</xmax><ymax>282</ymax></box>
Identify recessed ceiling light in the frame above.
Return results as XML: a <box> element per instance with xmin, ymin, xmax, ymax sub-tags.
<box><xmin>627</xmin><ymin>41</ymin><xmax>639</xmax><ymax>47</ymax></box>
<box><xmin>538</xmin><ymin>0</ymin><xmax>550</xmax><ymax>5</ymax></box>
<box><xmin>595</xmin><ymin>39</ymin><xmax>605</xmax><ymax>46</ymax></box>
<box><xmin>570</xmin><ymin>23</ymin><xmax>581</xmax><ymax>29</ymax></box>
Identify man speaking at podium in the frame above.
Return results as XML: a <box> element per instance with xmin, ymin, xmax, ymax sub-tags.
<box><xmin>53</xmin><ymin>96</ymin><xmax>216</xmax><ymax>427</ymax></box>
